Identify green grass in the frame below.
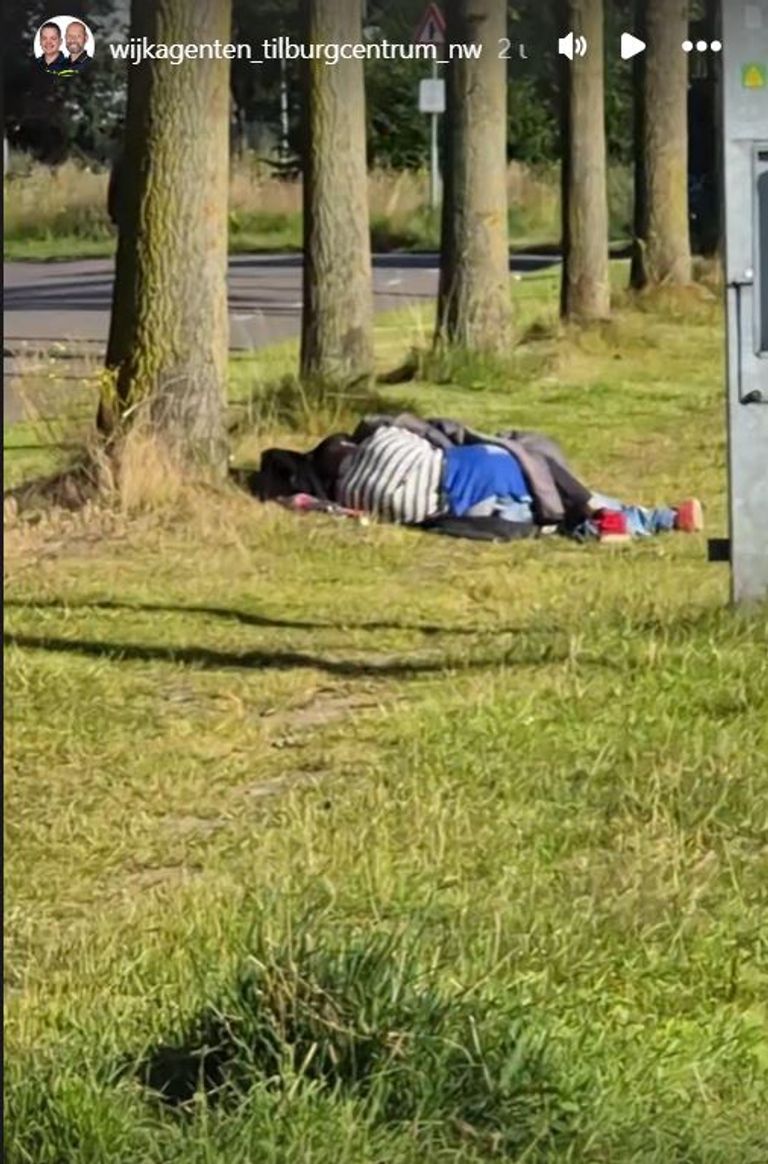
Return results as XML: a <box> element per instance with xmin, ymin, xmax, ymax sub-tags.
<box><xmin>3</xmin><ymin>209</ymin><xmax>550</xmax><ymax>262</ymax></box>
<box><xmin>3</xmin><ymin>384</ymin><xmax>99</xmax><ymax>489</ymax></box>
<box><xmin>3</xmin><ymin>158</ymin><xmax>632</xmax><ymax>262</ymax></box>
<box><xmin>5</xmin><ymin>274</ymin><xmax>768</xmax><ymax>1162</ymax></box>
<box><xmin>3</xmin><ymin>213</ymin><xmax>624</xmax><ymax>263</ymax></box>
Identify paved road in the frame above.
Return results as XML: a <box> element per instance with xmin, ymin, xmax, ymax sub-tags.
<box><xmin>4</xmin><ymin>252</ymin><xmax>559</xmax><ymax>421</ymax></box>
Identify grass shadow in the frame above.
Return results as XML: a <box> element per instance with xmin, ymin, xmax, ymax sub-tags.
<box><xmin>129</xmin><ymin>928</ymin><xmax>578</xmax><ymax>1155</ymax></box>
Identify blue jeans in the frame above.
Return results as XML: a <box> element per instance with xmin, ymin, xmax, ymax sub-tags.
<box><xmin>587</xmin><ymin>493</ymin><xmax>676</xmax><ymax>538</ymax></box>
<box><xmin>464</xmin><ymin>495</ymin><xmax>534</xmax><ymax>523</ymax></box>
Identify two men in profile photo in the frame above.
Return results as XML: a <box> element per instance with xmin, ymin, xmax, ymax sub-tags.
<box><xmin>38</xmin><ymin>19</ymin><xmax>91</xmax><ymax>75</ymax></box>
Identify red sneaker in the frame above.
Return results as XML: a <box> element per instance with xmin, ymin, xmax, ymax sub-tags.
<box><xmin>674</xmin><ymin>498</ymin><xmax>704</xmax><ymax>533</ymax></box>
<box><xmin>595</xmin><ymin>509</ymin><xmax>630</xmax><ymax>542</ymax></box>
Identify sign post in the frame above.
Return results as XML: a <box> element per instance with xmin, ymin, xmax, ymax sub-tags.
<box><xmin>429</xmin><ymin>57</ymin><xmax>440</xmax><ymax>211</ymax></box>
<box><xmin>719</xmin><ymin>1</ymin><xmax>768</xmax><ymax>600</ymax></box>
<box><xmin>414</xmin><ymin>3</ymin><xmax>446</xmax><ymax>210</ymax></box>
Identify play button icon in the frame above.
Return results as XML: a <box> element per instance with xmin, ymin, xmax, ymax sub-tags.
<box><xmin>621</xmin><ymin>31</ymin><xmax>646</xmax><ymax>59</ymax></box>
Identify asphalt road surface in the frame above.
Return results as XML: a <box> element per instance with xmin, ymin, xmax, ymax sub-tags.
<box><xmin>4</xmin><ymin>252</ymin><xmax>558</xmax><ymax>422</ymax></box>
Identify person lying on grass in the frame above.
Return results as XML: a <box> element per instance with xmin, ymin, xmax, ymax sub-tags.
<box><xmin>257</xmin><ymin>414</ymin><xmax>703</xmax><ymax>542</ymax></box>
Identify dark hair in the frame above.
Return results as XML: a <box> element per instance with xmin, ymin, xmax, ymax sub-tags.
<box><xmin>310</xmin><ymin>434</ymin><xmax>356</xmax><ymax>492</ymax></box>
<box><xmin>40</xmin><ymin>22</ymin><xmax>62</xmax><ymax>37</ymax></box>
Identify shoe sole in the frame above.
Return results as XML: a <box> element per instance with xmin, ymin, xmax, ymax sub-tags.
<box><xmin>677</xmin><ymin>499</ymin><xmax>704</xmax><ymax>533</ymax></box>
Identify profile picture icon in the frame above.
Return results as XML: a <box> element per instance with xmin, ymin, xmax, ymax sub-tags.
<box><xmin>34</xmin><ymin>16</ymin><xmax>95</xmax><ymax>75</ymax></box>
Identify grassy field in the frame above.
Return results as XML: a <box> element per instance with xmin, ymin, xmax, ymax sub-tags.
<box><xmin>3</xmin><ymin>157</ymin><xmax>632</xmax><ymax>261</ymax></box>
<box><xmin>5</xmin><ymin>271</ymin><xmax>768</xmax><ymax>1162</ymax></box>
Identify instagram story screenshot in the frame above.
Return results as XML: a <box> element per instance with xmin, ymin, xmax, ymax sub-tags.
<box><xmin>3</xmin><ymin>3</ymin><xmax>768</xmax><ymax>1161</ymax></box>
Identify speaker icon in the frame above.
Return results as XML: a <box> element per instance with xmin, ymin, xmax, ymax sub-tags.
<box><xmin>558</xmin><ymin>32</ymin><xmax>588</xmax><ymax>59</ymax></box>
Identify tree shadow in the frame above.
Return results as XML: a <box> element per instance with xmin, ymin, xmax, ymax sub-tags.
<box><xmin>2</xmin><ymin>597</ymin><xmax>539</xmax><ymax>639</ymax></box>
<box><xmin>3</xmin><ymin>630</ymin><xmax>568</xmax><ymax>679</ymax></box>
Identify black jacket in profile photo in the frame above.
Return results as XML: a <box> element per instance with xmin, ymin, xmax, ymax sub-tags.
<box><xmin>38</xmin><ymin>51</ymin><xmax>67</xmax><ymax>74</ymax></box>
<box><xmin>62</xmin><ymin>52</ymin><xmax>90</xmax><ymax>74</ymax></box>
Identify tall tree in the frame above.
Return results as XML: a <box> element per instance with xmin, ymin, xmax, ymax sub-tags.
<box><xmin>436</xmin><ymin>0</ymin><xmax>512</xmax><ymax>353</ymax></box>
<box><xmin>630</xmin><ymin>0</ymin><xmax>692</xmax><ymax>288</ymax></box>
<box><xmin>560</xmin><ymin>0</ymin><xmax>611</xmax><ymax>320</ymax></box>
<box><xmin>300</xmin><ymin>0</ymin><xmax>374</xmax><ymax>383</ymax></box>
<box><xmin>104</xmin><ymin>0</ymin><xmax>231</xmax><ymax>469</ymax></box>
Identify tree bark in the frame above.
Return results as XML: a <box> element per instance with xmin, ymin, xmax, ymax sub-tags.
<box><xmin>104</xmin><ymin>0</ymin><xmax>231</xmax><ymax>470</ymax></box>
<box><xmin>436</xmin><ymin>0</ymin><xmax>512</xmax><ymax>353</ymax></box>
<box><xmin>630</xmin><ymin>0</ymin><xmax>692</xmax><ymax>288</ymax></box>
<box><xmin>300</xmin><ymin>0</ymin><xmax>374</xmax><ymax>383</ymax></box>
<box><xmin>560</xmin><ymin>0</ymin><xmax>611</xmax><ymax>321</ymax></box>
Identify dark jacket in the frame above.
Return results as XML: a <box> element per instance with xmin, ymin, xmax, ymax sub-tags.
<box><xmin>39</xmin><ymin>52</ymin><xmax>67</xmax><ymax>73</ymax></box>
<box><xmin>63</xmin><ymin>52</ymin><xmax>90</xmax><ymax>73</ymax></box>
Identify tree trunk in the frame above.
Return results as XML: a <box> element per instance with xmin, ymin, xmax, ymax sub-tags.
<box><xmin>436</xmin><ymin>0</ymin><xmax>512</xmax><ymax>353</ymax></box>
<box><xmin>300</xmin><ymin>0</ymin><xmax>374</xmax><ymax>383</ymax></box>
<box><xmin>560</xmin><ymin>0</ymin><xmax>611</xmax><ymax>321</ymax></box>
<box><xmin>630</xmin><ymin>0</ymin><xmax>692</xmax><ymax>288</ymax></box>
<box><xmin>104</xmin><ymin>0</ymin><xmax>231</xmax><ymax>470</ymax></box>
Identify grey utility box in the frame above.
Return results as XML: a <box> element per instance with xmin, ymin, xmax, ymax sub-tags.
<box><xmin>721</xmin><ymin>3</ymin><xmax>768</xmax><ymax>600</ymax></box>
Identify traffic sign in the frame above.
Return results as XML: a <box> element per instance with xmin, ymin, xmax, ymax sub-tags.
<box><xmin>414</xmin><ymin>2</ymin><xmax>445</xmax><ymax>47</ymax></box>
<box><xmin>419</xmin><ymin>78</ymin><xmax>445</xmax><ymax>114</ymax></box>
<box><xmin>741</xmin><ymin>62</ymin><xmax>766</xmax><ymax>88</ymax></box>
<box><xmin>621</xmin><ymin>32</ymin><xmax>646</xmax><ymax>60</ymax></box>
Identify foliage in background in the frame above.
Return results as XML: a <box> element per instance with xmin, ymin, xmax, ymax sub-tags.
<box><xmin>2</xmin><ymin>0</ymin><xmax>637</xmax><ymax>171</ymax></box>
<box><xmin>2</xmin><ymin>0</ymin><xmax>710</xmax><ymax>251</ymax></box>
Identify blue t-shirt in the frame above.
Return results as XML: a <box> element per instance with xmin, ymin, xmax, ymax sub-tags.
<box><xmin>443</xmin><ymin>444</ymin><xmax>531</xmax><ymax>517</ymax></box>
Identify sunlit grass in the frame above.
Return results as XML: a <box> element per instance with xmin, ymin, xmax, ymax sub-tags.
<box><xmin>5</xmin><ymin>274</ymin><xmax>768</xmax><ymax>1162</ymax></box>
